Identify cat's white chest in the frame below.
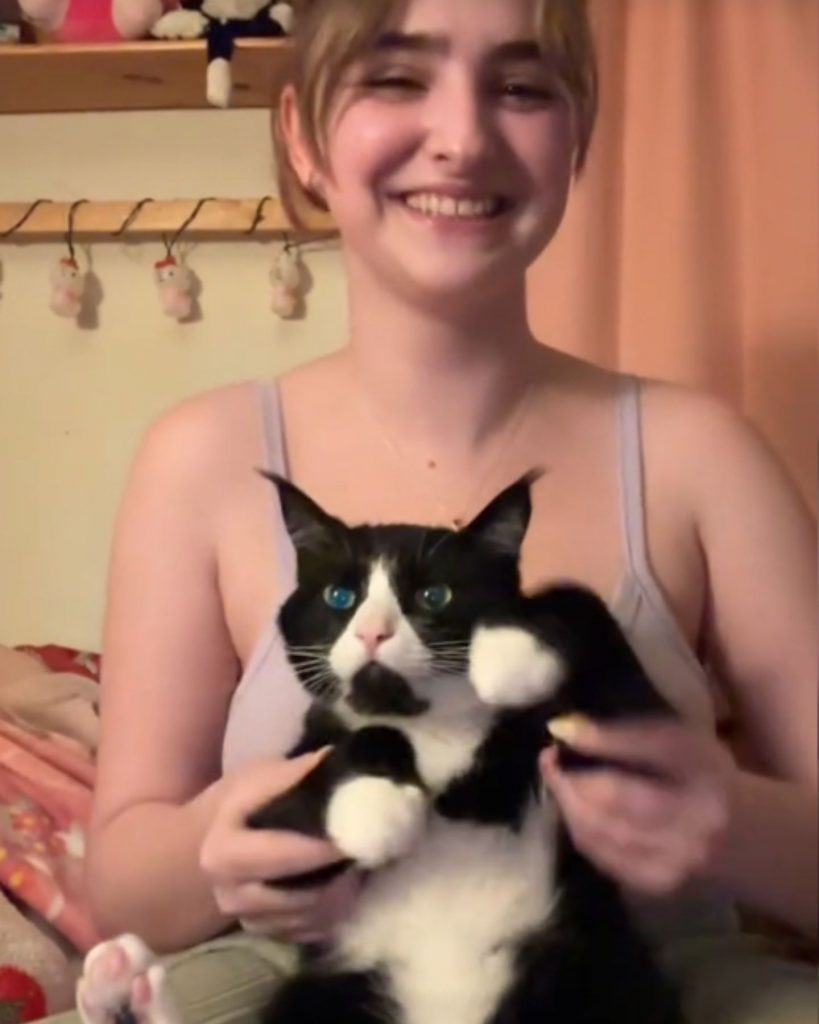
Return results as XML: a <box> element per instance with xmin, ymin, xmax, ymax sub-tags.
<box><xmin>337</xmin><ymin>803</ymin><xmax>560</xmax><ymax>1024</ymax></box>
<box><xmin>400</xmin><ymin>709</ymin><xmax>491</xmax><ymax>791</ymax></box>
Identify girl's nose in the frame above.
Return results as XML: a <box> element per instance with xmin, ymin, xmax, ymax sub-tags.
<box><xmin>424</xmin><ymin>79</ymin><xmax>494</xmax><ymax>169</ymax></box>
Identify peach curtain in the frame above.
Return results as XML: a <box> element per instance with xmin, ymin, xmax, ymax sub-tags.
<box><xmin>527</xmin><ymin>0</ymin><xmax>818</xmax><ymax>507</ymax></box>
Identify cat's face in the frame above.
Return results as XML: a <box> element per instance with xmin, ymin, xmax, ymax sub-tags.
<box><xmin>266</xmin><ymin>473</ymin><xmax>536</xmax><ymax>721</ymax></box>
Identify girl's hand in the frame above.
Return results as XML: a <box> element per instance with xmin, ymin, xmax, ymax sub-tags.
<box><xmin>199</xmin><ymin>751</ymin><xmax>362</xmax><ymax>943</ymax></box>
<box><xmin>540</xmin><ymin>715</ymin><xmax>736</xmax><ymax>896</ymax></box>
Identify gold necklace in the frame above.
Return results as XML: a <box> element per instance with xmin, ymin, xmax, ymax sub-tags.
<box><xmin>356</xmin><ymin>379</ymin><xmax>536</xmax><ymax>529</ymax></box>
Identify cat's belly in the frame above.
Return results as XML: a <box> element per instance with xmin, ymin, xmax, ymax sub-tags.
<box><xmin>336</xmin><ymin>802</ymin><xmax>560</xmax><ymax>1024</ymax></box>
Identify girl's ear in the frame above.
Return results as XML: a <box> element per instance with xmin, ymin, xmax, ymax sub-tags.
<box><xmin>279</xmin><ymin>84</ymin><xmax>323</xmax><ymax>198</ymax></box>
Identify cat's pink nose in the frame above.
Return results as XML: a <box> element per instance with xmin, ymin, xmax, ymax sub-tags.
<box><xmin>356</xmin><ymin>625</ymin><xmax>395</xmax><ymax>656</ymax></box>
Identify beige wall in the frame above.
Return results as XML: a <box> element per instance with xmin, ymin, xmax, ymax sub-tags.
<box><xmin>0</xmin><ymin>110</ymin><xmax>348</xmax><ymax>650</ymax></box>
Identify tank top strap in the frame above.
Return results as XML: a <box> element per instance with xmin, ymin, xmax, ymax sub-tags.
<box><xmin>616</xmin><ymin>374</ymin><xmax>654</xmax><ymax>582</ymax></box>
<box><xmin>256</xmin><ymin>379</ymin><xmax>296</xmax><ymax>580</ymax></box>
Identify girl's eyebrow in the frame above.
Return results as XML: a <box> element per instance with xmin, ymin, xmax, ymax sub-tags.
<box><xmin>373</xmin><ymin>31</ymin><xmax>448</xmax><ymax>54</ymax></box>
<box><xmin>373</xmin><ymin>32</ymin><xmax>544</xmax><ymax>64</ymax></box>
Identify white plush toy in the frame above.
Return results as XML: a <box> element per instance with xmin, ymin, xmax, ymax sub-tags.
<box><xmin>154</xmin><ymin>255</ymin><xmax>194</xmax><ymax>321</ymax></box>
<box><xmin>151</xmin><ymin>0</ymin><xmax>294</xmax><ymax>108</ymax></box>
<box><xmin>270</xmin><ymin>245</ymin><xmax>302</xmax><ymax>319</ymax></box>
<box><xmin>49</xmin><ymin>257</ymin><xmax>86</xmax><ymax>319</ymax></box>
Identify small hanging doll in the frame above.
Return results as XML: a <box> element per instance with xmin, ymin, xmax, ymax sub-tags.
<box><xmin>270</xmin><ymin>244</ymin><xmax>303</xmax><ymax>319</ymax></box>
<box><xmin>49</xmin><ymin>256</ymin><xmax>87</xmax><ymax>319</ymax></box>
<box><xmin>154</xmin><ymin>254</ymin><xmax>194</xmax><ymax>321</ymax></box>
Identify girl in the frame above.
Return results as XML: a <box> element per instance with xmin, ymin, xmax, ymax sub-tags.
<box><xmin>63</xmin><ymin>1</ymin><xmax>817</xmax><ymax>1022</ymax></box>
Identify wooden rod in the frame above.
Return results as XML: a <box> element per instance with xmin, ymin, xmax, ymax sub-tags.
<box><xmin>0</xmin><ymin>198</ymin><xmax>336</xmax><ymax>240</ymax></box>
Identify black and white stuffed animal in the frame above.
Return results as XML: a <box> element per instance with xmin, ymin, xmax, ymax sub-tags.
<box><xmin>151</xmin><ymin>0</ymin><xmax>294</xmax><ymax>107</ymax></box>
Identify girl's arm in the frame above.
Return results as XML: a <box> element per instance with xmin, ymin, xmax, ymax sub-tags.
<box><xmin>687</xmin><ymin>392</ymin><xmax>816</xmax><ymax>936</ymax></box>
<box><xmin>87</xmin><ymin>395</ymin><xmax>344</xmax><ymax>951</ymax></box>
<box><xmin>543</xmin><ymin>387</ymin><xmax>816</xmax><ymax>938</ymax></box>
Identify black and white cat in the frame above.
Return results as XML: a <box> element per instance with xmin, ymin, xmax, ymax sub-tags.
<box><xmin>245</xmin><ymin>471</ymin><xmax>684</xmax><ymax>1024</ymax></box>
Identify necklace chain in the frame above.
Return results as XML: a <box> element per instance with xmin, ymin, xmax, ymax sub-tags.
<box><xmin>356</xmin><ymin>380</ymin><xmax>535</xmax><ymax>530</ymax></box>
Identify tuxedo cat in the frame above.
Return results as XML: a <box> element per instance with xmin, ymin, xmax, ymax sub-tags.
<box><xmin>247</xmin><ymin>471</ymin><xmax>684</xmax><ymax>1024</ymax></box>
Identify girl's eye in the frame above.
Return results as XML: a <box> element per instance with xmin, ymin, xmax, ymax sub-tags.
<box><xmin>498</xmin><ymin>81</ymin><xmax>559</xmax><ymax>105</ymax></box>
<box><xmin>361</xmin><ymin>72</ymin><xmax>426</xmax><ymax>95</ymax></box>
<box><xmin>416</xmin><ymin>584</ymin><xmax>453</xmax><ymax>612</ymax></box>
<box><xmin>323</xmin><ymin>585</ymin><xmax>358</xmax><ymax>611</ymax></box>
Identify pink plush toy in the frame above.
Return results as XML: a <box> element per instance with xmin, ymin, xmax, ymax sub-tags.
<box><xmin>18</xmin><ymin>0</ymin><xmax>173</xmax><ymax>43</ymax></box>
<box><xmin>49</xmin><ymin>256</ymin><xmax>86</xmax><ymax>319</ymax></box>
<box><xmin>154</xmin><ymin>254</ymin><xmax>194</xmax><ymax>321</ymax></box>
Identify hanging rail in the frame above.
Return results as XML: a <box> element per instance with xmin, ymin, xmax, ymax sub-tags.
<box><xmin>0</xmin><ymin>198</ymin><xmax>335</xmax><ymax>241</ymax></box>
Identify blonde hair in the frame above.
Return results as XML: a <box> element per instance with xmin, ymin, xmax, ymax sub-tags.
<box><xmin>275</xmin><ymin>0</ymin><xmax>598</xmax><ymax>225</ymax></box>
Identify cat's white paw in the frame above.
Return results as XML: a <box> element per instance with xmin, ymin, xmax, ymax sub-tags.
<box><xmin>77</xmin><ymin>935</ymin><xmax>180</xmax><ymax>1024</ymax></box>
<box><xmin>150</xmin><ymin>9</ymin><xmax>207</xmax><ymax>39</ymax></box>
<box><xmin>326</xmin><ymin>776</ymin><xmax>427</xmax><ymax>868</ymax></box>
<box><xmin>470</xmin><ymin>626</ymin><xmax>565</xmax><ymax>707</ymax></box>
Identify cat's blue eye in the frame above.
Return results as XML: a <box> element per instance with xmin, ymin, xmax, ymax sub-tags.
<box><xmin>323</xmin><ymin>585</ymin><xmax>358</xmax><ymax>611</ymax></box>
<box><xmin>417</xmin><ymin>584</ymin><xmax>453</xmax><ymax>612</ymax></box>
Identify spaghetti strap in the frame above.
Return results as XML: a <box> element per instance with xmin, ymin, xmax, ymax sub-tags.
<box><xmin>617</xmin><ymin>375</ymin><xmax>653</xmax><ymax>581</ymax></box>
<box><xmin>256</xmin><ymin>379</ymin><xmax>295</xmax><ymax>580</ymax></box>
<box><xmin>257</xmin><ymin>379</ymin><xmax>290</xmax><ymax>477</ymax></box>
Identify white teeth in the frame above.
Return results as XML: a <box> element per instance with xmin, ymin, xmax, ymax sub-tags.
<box><xmin>403</xmin><ymin>193</ymin><xmax>502</xmax><ymax>219</ymax></box>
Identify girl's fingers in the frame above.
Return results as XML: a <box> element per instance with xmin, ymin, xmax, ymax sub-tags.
<box><xmin>543</xmin><ymin>759</ymin><xmax>718</xmax><ymax>889</ymax></box>
<box><xmin>545</xmin><ymin>755</ymin><xmax>727</xmax><ymax>843</ymax></box>
<box><xmin>213</xmin><ymin>878</ymin><xmax>327</xmax><ymax>917</ymax></box>
<box><xmin>570</xmin><ymin>827</ymin><xmax>697</xmax><ymax>895</ymax></box>
<box><xmin>224</xmin><ymin>750</ymin><xmax>332</xmax><ymax>822</ymax></box>
<box><xmin>545</xmin><ymin>716</ymin><xmax>720</xmax><ymax>783</ymax></box>
<box><xmin>558</xmin><ymin>767</ymin><xmax>682</xmax><ymax>829</ymax></box>
<box><xmin>201</xmin><ymin>826</ymin><xmax>344</xmax><ymax>882</ymax></box>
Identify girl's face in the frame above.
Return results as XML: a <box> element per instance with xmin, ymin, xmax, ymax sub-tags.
<box><xmin>308</xmin><ymin>0</ymin><xmax>578</xmax><ymax>307</ymax></box>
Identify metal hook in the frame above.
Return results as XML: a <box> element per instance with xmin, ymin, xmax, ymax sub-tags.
<box><xmin>246</xmin><ymin>196</ymin><xmax>273</xmax><ymax>235</ymax></box>
<box><xmin>166</xmin><ymin>197</ymin><xmax>215</xmax><ymax>255</ymax></box>
<box><xmin>113</xmin><ymin>198</ymin><xmax>154</xmax><ymax>238</ymax></box>
<box><xmin>66</xmin><ymin>199</ymin><xmax>88</xmax><ymax>261</ymax></box>
<box><xmin>0</xmin><ymin>198</ymin><xmax>53</xmax><ymax>239</ymax></box>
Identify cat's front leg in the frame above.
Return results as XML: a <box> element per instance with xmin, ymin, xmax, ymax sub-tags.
<box><xmin>248</xmin><ymin>726</ymin><xmax>429</xmax><ymax>871</ymax></box>
<box><xmin>469</xmin><ymin>620</ymin><xmax>567</xmax><ymax>708</ymax></box>
<box><xmin>526</xmin><ymin>584</ymin><xmax>674</xmax><ymax>721</ymax></box>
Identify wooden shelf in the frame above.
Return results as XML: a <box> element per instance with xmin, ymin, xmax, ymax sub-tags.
<box><xmin>0</xmin><ymin>198</ymin><xmax>336</xmax><ymax>240</ymax></box>
<box><xmin>0</xmin><ymin>38</ymin><xmax>292</xmax><ymax>114</ymax></box>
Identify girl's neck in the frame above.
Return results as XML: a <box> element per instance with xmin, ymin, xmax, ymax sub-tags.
<box><xmin>342</xmin><ymin>276</ymin><xmax>543</xmax><ymax>462</ymax></box>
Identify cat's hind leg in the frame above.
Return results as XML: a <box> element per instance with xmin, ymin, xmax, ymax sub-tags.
<box><xmin>261</xmin><ymin>967</ymin><xmax>398</xmax><ymax>1024</ymax></box>
<box><xmin>77</xmin><ymin>936</ymin><xmax>181</xmax><ymax>1024</ymax></box>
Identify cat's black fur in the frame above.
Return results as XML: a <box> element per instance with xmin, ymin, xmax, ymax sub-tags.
<box><xmin>247</xmin><ymin>472</ymin><xmax>685</xmax><ymax>1024</ymax></box>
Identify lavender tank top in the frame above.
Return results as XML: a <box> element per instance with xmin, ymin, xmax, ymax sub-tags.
<box><xmin>221</xmin><ymin>374</ymin><xmax>739</xmax><ymax>937</ymax></box>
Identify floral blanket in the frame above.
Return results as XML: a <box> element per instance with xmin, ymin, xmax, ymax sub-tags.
<box><xmin>0</xmin><ymin>644</ymin><xmax>101</xmax><ymax>1020</ymax></box>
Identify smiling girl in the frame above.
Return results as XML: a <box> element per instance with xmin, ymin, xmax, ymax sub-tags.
<box><xmin>61</xmin><ymin>1</ymin><xmax>817</xmax><ymax>1023</ymax></box>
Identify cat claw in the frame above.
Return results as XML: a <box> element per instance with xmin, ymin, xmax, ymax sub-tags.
<box><xmin>327</xmin><ymin>777</ymin><xmax>427</xmax><ymax>868</ymax></box>
<box><xmin>470</xmin><ymin>626</ymin><xmax>565</xmax><ymax>707</ymax></box>
<box><xmin>77</xmin><ymin>935</ymin><xmax>180</xmax><ymax>1024</ymax></box>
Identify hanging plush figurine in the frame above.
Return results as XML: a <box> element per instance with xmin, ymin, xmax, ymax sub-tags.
<box><xmin>270</xmin><ymin>244</ymin><xmax>302</xmax><ymax>319</ymax></box>
<box><xmin>154</xmin><ymin>254</ymin><xmax>194</xmax><ymax>321</ymax></box>
<box><xmin>49</xmin><ymin>256</ymin><xmax>86</xmax><ymax>319</ymax></box>
<box><xmin>150</xmin><ymin>0</ymin><xmax>294</xmax><ymax>108</ymax></box>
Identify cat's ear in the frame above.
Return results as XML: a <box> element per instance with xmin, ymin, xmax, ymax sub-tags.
<box><xmin>463</xmin><ymin>470</ymin><xmax>542</xmax><ymax>558</ymax></box>
<box><xmin>259</xmin><ymin>471</ymin><xmax>344</xmax><ymax>555</ymax></box>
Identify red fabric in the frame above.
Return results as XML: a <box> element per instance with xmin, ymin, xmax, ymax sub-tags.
<box><xmin>0</xmin><ymin>966</ymin><xmax>47</xmax><ymax>1023</ymax></box>
<box><xmin>14</xmin><ymin>645</ymin><xmax>101</xmax><ymax>683</ymax></box>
